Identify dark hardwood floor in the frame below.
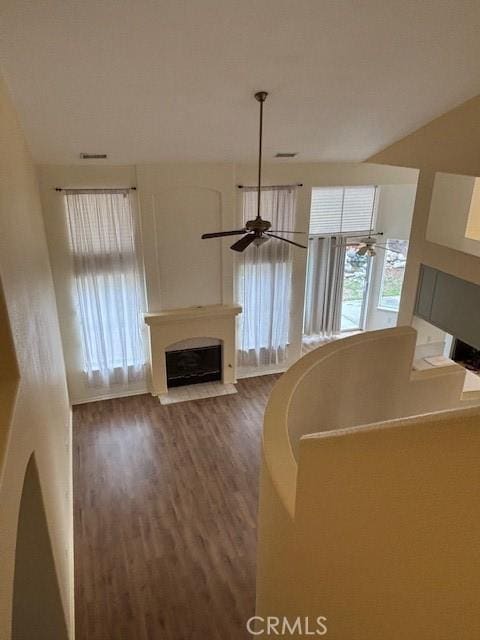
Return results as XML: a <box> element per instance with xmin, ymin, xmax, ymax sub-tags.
<box><xmin>73</xmin><ymin>375</ymin><xmax>279</xmax><ymax>640</ymax></box>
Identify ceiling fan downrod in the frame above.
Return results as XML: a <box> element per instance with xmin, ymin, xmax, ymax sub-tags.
<box><xmin>255</xmin><ymin>91</ymin><xmax>268</xmax><ymax>222</ymax></box>
<box><xmin>200</xmin><ymin>91</ymin><xmax>307</xmax><ymax>252</ymax></box>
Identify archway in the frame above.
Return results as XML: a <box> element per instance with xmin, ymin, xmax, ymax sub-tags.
<box><xmin>12</xmin><ymin>455</ymin><xmax>68</xmax><ymax>640</ymax></box>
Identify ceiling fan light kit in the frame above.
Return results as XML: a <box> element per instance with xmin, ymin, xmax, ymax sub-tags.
<box><xmin>253</xmin><ymin>236</ymin><xmax>269</xmax><ymax>247</ymax></box>
<box><xmin>201</xmin><ymin>91</ymin><xmax>306</xmax><ymax>252</ymax></box>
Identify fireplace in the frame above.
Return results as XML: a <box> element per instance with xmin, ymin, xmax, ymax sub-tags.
<box><xmin>166</xmin><ymin>345</ymin><xmax>222</xmax><ymax>388</ymax></box>
<box><xmin>451</xmin><ymin>338</ymin><xmax>480</xmax><ymax>374</ymax></box>
<box><xmin>144</xmin><ymin>304</ymin><xmax>242</xmax><ymax>396</ymax></box>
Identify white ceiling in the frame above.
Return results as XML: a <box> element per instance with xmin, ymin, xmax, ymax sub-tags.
<box><xmin>1</xmin><ymin>0</ymin><xmax>480</xmax><ymax>165</ymax></box>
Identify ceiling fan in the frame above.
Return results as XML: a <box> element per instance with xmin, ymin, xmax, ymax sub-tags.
<box><xmin>344</xmin><ymin>234</ymin><xmax>405</xmax><ymax>257</ymax></box>
<box><xmin>348</xmin><ymin>235</ymin><xmax>382</xmax><ymax>257</ymax></box>
<box><xmin>201</xmin><ymin>91</ymin><xmax>306</xmax><ymax>252</ymax></box>
<box><xmin>334</xmin><ymin>196</ymin><xmax>403</xmax><ymax>257</ymax></box>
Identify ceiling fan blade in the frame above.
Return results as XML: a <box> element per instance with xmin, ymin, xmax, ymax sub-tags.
<box><xmin>346</xmin><ymin>232</ymin><xmax>382</xmax><ymax>239</ymax></box>
<box><xmin>230</xmin><ymin>233</ymin><xmax>257</xmax><ymax>252</ymax></box>
<box><xmin>266</xmin><ymin>233</ymin><xmax>307</xmax><ymax>249</ymax></box>
<box><xmin>357</xmin><ymin>245</ymin><xmax>368</xmax><ymax>256</ymax></box>
<box><xmin>375</xmin><ymin>245</ymin><xmax>405</xmax><ymax>254</ymax></box>
<box><xmin>335</xmin><ymin>244</ymin><xmax>362</xmax><ymax>248</ymax></box>
<box><xmin>201</xmin><ymin>229</ymin><xmax>245</xmax><ymax>239</ymax></box>
<box><xmin>269</xmin><ymin>230</ymin><xmax>307</xmax><ymax>234</ymax></box>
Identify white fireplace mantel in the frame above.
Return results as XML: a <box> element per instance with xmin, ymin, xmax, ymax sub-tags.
<box><xmin>144</xmin><ymin>304</ymin><xmax>242</xmax><ymax>396</ymax></box>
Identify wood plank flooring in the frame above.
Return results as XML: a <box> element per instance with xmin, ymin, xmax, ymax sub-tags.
<box><xmin>73</xmin><ymin>375</ymin><xmax>279</xmax><ymax>640</ymax></box>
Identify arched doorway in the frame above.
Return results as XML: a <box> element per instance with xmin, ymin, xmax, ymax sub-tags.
<box><xmin>12</xmin><ymin>455</ymin><xmax>68</xmax><ymax>640</ymax></box>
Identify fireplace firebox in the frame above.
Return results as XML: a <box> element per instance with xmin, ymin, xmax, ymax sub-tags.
<box><xmin>165</xmin><ymin>345</ymin><xmax>222</xmax><ymax>388</ymax></box>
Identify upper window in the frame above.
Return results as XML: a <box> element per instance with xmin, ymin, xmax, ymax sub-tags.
<box><xmin>236</xmin><ymin>187</ymin><xmax>296</xmax><ymax>366</ymax></box>
<box><xmin>378</xmin><ymin>239</ymin><xmax>409</xmax><ymax>312</ymax></box>
<box><xmin>65</xmin><ymin>189</ymin><xmax>146</xmax><ymax>385</ymax></box>
<box><xmin>309</xmin><ymin>186</ymin><xmax>377</xmax><ymax>235</ymax></box>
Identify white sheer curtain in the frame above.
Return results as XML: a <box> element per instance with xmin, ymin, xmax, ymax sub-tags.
<box><xmin>236</xmin><ymin>187</ymin><xmax>296</xmax><ymax>367</ymax></box>
<box><xmin>65</xmin><ymin>189</ymin><xmax>147</xmax><ymax>388</ymax></box>
<box><xmin>303</xmin><ymin>235</ymin><xmax>347</xmax><ymax>340</ymax></box>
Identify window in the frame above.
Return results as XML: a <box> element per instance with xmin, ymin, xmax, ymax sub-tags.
<box><xmin>378</xmin><ymin>239</ymin><xmax>409</xmax><ymax>312</ymax></box>
<box><xmin>341</xmin><ymin>245</ymin><xmax>372</xmax><ymax>331</ymax></box>
<box><xmin>65</xmin><ymin>190</ymin><xmax>146</xmax><ymax>386</ymax></box>
<box><xmin>303</xmin><ymin>186</ymin><xmax>376</xmax><ymax>339</ymax></box>
<box><xmin>236</xmin><ymin>187</ymin><xmax>296</xmax><ymax>367</ymax></box>
<box><xmin>309</xmin><ymin>186</ymin><xmax>377</xmax><ymax>235</ymax></box>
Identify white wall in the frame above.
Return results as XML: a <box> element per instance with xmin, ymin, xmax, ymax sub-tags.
<box><xmin>411</xmin><ymin>316</ymin><xmax>448</xmax><ymax>359</ymax></box>
<box><xmin>426</xmin><ymin>171</ymin><xmax>480</xmax><ymax>257</ymax></box>
<box><xmin>39</xmin><ymin>161</ymin><xmax>418</xmax><ymax>401</ymax></box>
<box><xmin>0</xmin><ymin>76</ymin><xmax>73</xmax><ymax>639</ymax></box>
<box><xmin>364</xmin><ymin>184</ymin><xmax>417</xmax><ymax>331</ymax></box>
<box><xmin>369</xmin><ymin>95</ymin><xmax>480</xmax><ymax>328</ymax></box>
<box><xmin>136</xmin><ymin>163</ymin><xmax>236</xmax><ymax>310</ymax></box>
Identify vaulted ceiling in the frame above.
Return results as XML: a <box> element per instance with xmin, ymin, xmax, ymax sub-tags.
<box><xmin>1</xmin><ymin>0</ymin><xmax>480</xmax><ymax>164</ymax></box>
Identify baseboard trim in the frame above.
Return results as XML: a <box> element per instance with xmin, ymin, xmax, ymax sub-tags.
<box><xmin>237</xmin><ymin>365</ymin><xmax>288</xmax><ymax>379</ymax></box>
<box><xmin>71</xmin><ymin>387</ymin><xmax>149</xmax><ymax>405</ymax></box>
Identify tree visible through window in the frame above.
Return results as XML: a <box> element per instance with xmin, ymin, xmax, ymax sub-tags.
<box><xmin>378</xmin><ymin>239</ymin><xmax>408</xmax><ymax>311</ymax></box>
<box><xmin>341</xmin><ymin>246</ymin><xmax>371</xmax><ymax>331</ymax></box>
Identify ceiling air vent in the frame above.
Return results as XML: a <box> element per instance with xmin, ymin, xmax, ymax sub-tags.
<box><xmin>275</xmin><ymin>152</ymin><xmax>298</xmax><ymax>158</ymax></box>
<box><xmin>80</xmin><ymin>153</ymin><xmax>108</xmax><ymax>159</ymax></box>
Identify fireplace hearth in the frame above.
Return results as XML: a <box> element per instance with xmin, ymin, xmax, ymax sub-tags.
<box><xmin>166</xmin><ymin>345</ymin><xmax>222</xmax><ymax>388</ymax></box>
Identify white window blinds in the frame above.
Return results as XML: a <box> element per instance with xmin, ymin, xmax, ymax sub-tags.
<box><xmin>309</xmin><ymin>186</ymin><xmax>377</xmax><ymax>235</ymax></box>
